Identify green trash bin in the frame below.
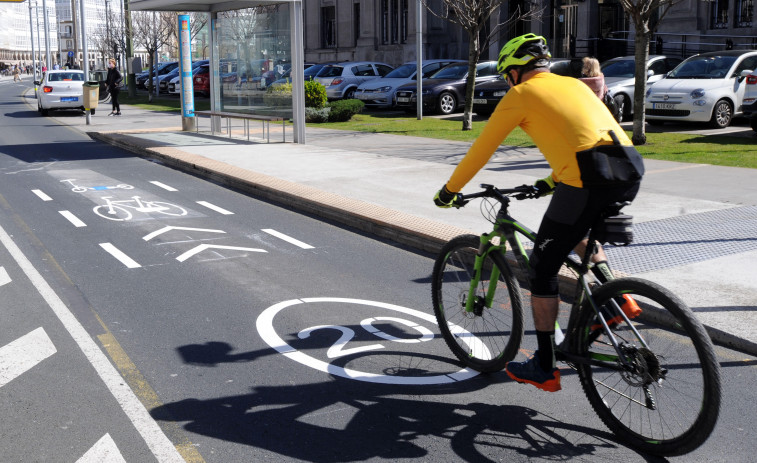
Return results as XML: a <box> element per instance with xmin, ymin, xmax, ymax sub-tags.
<box><xmin>82</xmin><ymin>81</ymin><xmax>99</xmax><ymax>115</ymax></box>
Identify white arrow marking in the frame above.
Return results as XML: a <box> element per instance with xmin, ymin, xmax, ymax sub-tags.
<box><xmin>99</xmin><ymin>243</ymin><xmax>141</xmax><ymax>268</ymax></box>
<box><xmin>59</xmin><ymin>210</ymin><xmax>87</xmax><ymax>228</ymax></box>
<box><xmin>262</xmin><ymin>229</ymin><xmax>315</xmax><ymax>249</ymax></box>
<box><xmin>32</xmin><ymin>189</ymin><xmax>53</xmax><ymax>201</ymax></box>
<box><xmin>0</xmin><ymin>327</ymin><xmax>57</xmax><ymax>389</ymax></box>
<box><xmin>149</xmin><ymin>181</ymin><xmax>178</xmax><ymax>192</ymax></box>
<box><xmin>176</xmin><ymin>244</ymin><xmax>267</xmax><ymax>262</ymax></box>
<box><xmin>76</xmin><ymin>434</ymin><xmax>127</xmax><ymax>463</ymax></box>
<box><xmin>0</xmin><ymin>266</ymin><xmax>10</xmax><ymax>287</ymax></box>
<box><xmin>143</xmin><ymin>225</ymin><xmax>226</xmax><ymax>241</ymax></box>
<box><xmin>196</xmin><ymin>201</ymin><xmax>234</xmax><ymax>215</ymax></box>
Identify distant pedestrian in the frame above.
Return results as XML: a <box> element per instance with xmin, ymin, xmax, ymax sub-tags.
<box><xmin>105</xmin><ymin>58</ymin><xmax>122</xmax><ymax>116</ymax></box>
<box><xmin>12</xmin><ymin>65</ymin><xmax>21</xmax><ymax>82</ymax></box>
<box><xmin>578</xmin><ymin>57</ymin><xmax>606</xmax><ymax>99</ymax></box>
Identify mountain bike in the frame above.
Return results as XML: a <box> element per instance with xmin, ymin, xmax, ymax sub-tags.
<box><xmin>431</xmin><ymin>184</ymin><xmax>721</xmax><ymax>456</ymax></box>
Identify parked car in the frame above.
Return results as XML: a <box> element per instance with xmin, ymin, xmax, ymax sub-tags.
<box><xmin>270</xmin><ymin>62</ymin><xmax>334</xmax><ymax>87</ymax></box>
<box><xmin>156</xmin><ymin>67</ymin><xmax>180</xmax><ymax>93</ymax></box>
<box><xmin>168</xmin><ymin>65</ymin><xmax>206</xmax><ymax>95</ymax></box>
<box><xmin>136</xmin><ymin>61</ymin><xmax>178</xmax><ymax>89</ymax></box>
<box><xmin>193</xmin><ymin>64</ymin><xmax>210</xmax><ymax>97</ymax></box>
<box><xmin>601</xmin><ymin>55</ymin><xmax>683</xmax><ymax>122</ymax></box>
<box><xmin>314</xmin><ymin>61</ymin><xmax>394</xmax><ymax>100</ymax></box>
<box><xmin>645</xmin><ymin>50</ymin><xmax>757</xmax><ymax>128</ymax></box>
<box><xmin>35</xmin><ymin>69</ymin><xmax>86</xmax><ymax>116</ymax></box>
<box><xmin>742</xmin><ymin>70</ymin><xmax>757</xmax><ymax>131</ymax></box>
<box><xmin>471</xmin><ymin>58</ymin><xmax>582</xmax><ymax>117</ymax></box>
<box><xmin>395</xmin><ymin>61</ymin><xmax>499</xmax><ymax>115</ymax></box>
<box><xmin>354</xmin><ymin>59</ymin><xmax>466</xmax><ymax>109</ymax></box>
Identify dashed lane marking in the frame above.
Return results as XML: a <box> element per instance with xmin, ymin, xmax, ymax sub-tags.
<box><xmin>32</xmin><ymin>189</ymin><xmax>53</xmax><ymax>201</ymax></box>
<box><xmin>99</xmin><ymin>243</ymin><xmax>141</xmax><ymax>268</ymax></box>
<box><xmin>59</xmin><ymin>210</ymin><xmax>87</xmax><ymax>228</ymax></box>
<box><xmin>150</xmin><ymin>181</ymin><xmax>178</xmax><ymax>192</ymax></box>
<box><xmin>196</xmin><ymin>201</ymin><xmax>234</xmax><ymax>215</ymax></box>
<box><xmin>262</xmin><ymin>229</ymin><xmax>315</xmax><ymax>249</ymax></box>
<box><xmin>0</xmin><ymin>327</ymin><xmax>57</xmax><ymax>389</ymax></box>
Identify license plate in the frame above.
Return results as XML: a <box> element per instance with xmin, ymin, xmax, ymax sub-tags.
<box><xmin>472</xmin><ymin>98</ymin><xmax>487</xmax><ymax>104</ymax></box>
<box><xmin>397</xmin><ymin>97</ymin><xmax>410</xmax><ymax>103</ymax></box>
<box><xmin>653</xmin><ymin>103</ymin><xmax>676</xmax><ymax>110</ymax></box>
<box><xmin>61</xmin><ymin>97</ymin><xmax>78</xmax><ymax>102</ymax></box>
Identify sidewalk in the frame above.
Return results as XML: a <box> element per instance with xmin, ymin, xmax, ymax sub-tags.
<box><xmin>47</xmin><ymin>102</ymin><xmax>757</xmax><ymax>356</ymax></box>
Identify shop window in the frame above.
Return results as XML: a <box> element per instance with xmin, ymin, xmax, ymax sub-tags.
<box><xmin>381</xmin><ymin>0</ymin><xmax>407</xmax><ymax>44</ymax></box>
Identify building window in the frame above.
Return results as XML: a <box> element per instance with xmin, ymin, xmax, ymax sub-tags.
<box><xmin>381</xmin><ymin>0</ymin><xmax>389</xmax><ymax>44</ymax></box>
<box><xmin>711</xmin><ymin>0</ymin><xmax>730</xmax><ymax>29</ymax></box>
<box><xmin>736</xmin><ymin>0</ymin><xmax>753</xmax><ymax>27</ymax></box>
<box><xmin>322</xmin><ymin>6</ymin><xmax>336</xmax><ymax>48</ymax></box>
<box><xmin>401</xmin><ymin>0</ymin><xmax>409</xmax><ymax>43</ymax></box>
<box><xmin>354</xmin><ymin>3</ymin><xmax>360</xmax><ymax>46</ymax></box>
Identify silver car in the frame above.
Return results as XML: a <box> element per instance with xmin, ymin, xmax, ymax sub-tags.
<box><xmin>314</xmin><ymin>61</ymin><xmax>394</xmax><ymax>100</ymax></box>
<box><xmin>355</xmin><ymin>59</ymin><xmax>466</xmax><ymax>108</ymax></box>
<box><xmin>601</xmin><ymin>55</ymin><xmax>683</xmax><ymax>122</ymax></box>
<box><xmin>35</xmin><ymin>70</ymin><xmax>86</xmax><ymax>116</ymax></box>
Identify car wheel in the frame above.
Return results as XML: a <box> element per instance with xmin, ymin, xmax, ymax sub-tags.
<box><xmin>647</xmin><ymin>119</ymin><xmax>664</xmax><ymax>126</ymax></box>
<box><xmin>344</xmin><ymin>88</ymin><xmax>356</xmax><ymax>100</ymax></box>
<box><xmin>437</xmin><ymin>92</ymin><xmax>457</xmax><ymax>115</ymax></box>
<box><xmin>751</xmin><ymin>115</ymin><xmax>757</xmax><ymax>133</ymax></box>
<box><xmin>40</xmin><ymin>107</ymin><xmax>49</xmax><ymax>116</ymax></box>
<box><xmin>709</xmin><ymin>99</ymin><xmax>732</xmax><ymax>128</ymax></box>
<box><xmin>614</xmin><ymin>94</ymin><xmax>627</xmax><ymax>123</ymax></box>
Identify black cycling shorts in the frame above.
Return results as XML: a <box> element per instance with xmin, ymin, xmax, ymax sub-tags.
<box><xmin>529</xmin><ymin>182</ymin><xmax>640</xmax><ymax>297</ymax></box>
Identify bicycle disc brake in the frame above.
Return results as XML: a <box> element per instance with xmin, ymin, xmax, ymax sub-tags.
<box><xmin>619</xmin><ymin>345</ymin><xmax>667</xmax><ymax>410</ymax></box>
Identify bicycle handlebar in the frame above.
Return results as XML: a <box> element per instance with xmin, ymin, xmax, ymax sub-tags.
<box><xmin>454</xmin><ymin>183</ymin><xmax>541</xmax><ymax>207</ymax></box>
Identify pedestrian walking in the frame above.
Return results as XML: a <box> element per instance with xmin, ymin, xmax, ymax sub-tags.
<box><xmin>12</xmin><ymin>65</ymin><xmax>21</xmax><ymax>82</ymax></box>
<box><xmin>105</xmin><ymin>58</ymin><xmax>123</xmax><ymax>116</ymax></box>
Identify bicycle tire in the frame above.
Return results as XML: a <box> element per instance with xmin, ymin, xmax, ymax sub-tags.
<box><xmin>572</xmin><ymin>277</ymin><xmax>721</xmax><ymax>456</ymax></box>
<box><xmin>432</xmin><ymin>234</ymin><xmax>524</xmax><ymax>372</ymax></box>
<box><xmin>93</xmin><ymin>204</ymin><xmax>132</xmax><ymax>221</ymax></box>
<box><xmin>149</xmin><ymin>201</ymin><xmax>187</xmax><ymax>217</ymax></box>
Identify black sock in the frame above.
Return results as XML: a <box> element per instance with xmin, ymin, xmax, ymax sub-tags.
<box><xmin>592</xmin><ymin>261</ymin><xmax>614</xmax><ymax>284</ymax></box>
<box><xmin>536</xmin><ymin>330</ymin><xmax>555</xmax><ymax>371</ymax></box>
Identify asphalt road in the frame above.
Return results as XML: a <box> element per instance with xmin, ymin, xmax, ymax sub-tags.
<box><xmin>1</xmin><ymin>79</ymin><xmax>756</xmax><ymax>462</ymax></box>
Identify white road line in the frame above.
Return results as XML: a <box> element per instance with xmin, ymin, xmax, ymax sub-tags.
<box><xmin>196</xmin><ymin>201</ymin><xmax>234</xmax><ymax>215</ymax></box>
<box><xmin>262</xmin><ymin>229</ymin><xmax>315</xmax><ymax>249</ymax></box>
<box><xmin>176</xmin><ymin>244</ymin><xmax>267</xmax><ymax>262</ymax></box>
<box><xmin>0</xmin><ymin>327</ymin><xmax>57</xmax><ymax>389</ymax></box>
<box><xmin>99</xmin><ymin>243</ymin><xmax>142</xmax><ymax>269</ymax></box>
<box><xmin>59</xmin><ymin>210</ymin><xmax>87</xmax><ymax>228</ymax></box>
<box><xmin>0</xmin><ymin>225</ymin><xmax>183</xmax><ymax>462</ymax></box>
<box><xmin>76</xmin><ymin>434</ymin><xmax>127</xmax><ymax>463</ymax></box>
<box><xmin>0</xmin><ymin>266</ymin><xmax>10</xmax><ymax>287</ymax></box>
<box><xmin>149</xmin><ymin>181</ymin><xmax>178</xmax><ymax>192</ymax></box>
<box><xmin>32</xmin><ymin>189</ymin><xmax>53</xmax><ymax>201</ymax></box>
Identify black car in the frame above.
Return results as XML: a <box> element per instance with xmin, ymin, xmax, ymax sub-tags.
<box><xmin>471</xmin><ymin>58</ymin><xmax>584</xmax><ymax>117</ymax></box>
<box><xmin>394</xmin><ymin>61</ymin><xmax>500</xmax><ymax>115</ymax></box>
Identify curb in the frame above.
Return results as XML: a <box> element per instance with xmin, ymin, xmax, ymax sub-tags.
<box><xmin>88</xmin><ymin>130</ymin><xmax>757</xmax><ymax>358</ymax></box>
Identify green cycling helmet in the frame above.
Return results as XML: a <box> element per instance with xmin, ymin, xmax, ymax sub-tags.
<box><xmin>497</xmin><ymin>33</ymin><xmax>551</xmax><ymax>75</ymax></box>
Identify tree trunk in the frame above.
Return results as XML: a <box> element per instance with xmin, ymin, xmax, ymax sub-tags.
<box><xmin>462</xmin><ymin>30</ymin><xmax>480</xmax><ymax>131</ymax></box>
<box><xmin>631</xmin><ymin>22</ymin><xmax>651</xmax><ymax>145</ymax></box>
<box><xmin>147</xmin><ymin>52</ymin><xmax>154</xmax><ymax>103</ymax></box>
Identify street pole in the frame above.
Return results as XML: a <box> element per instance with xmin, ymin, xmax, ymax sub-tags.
<box><xmin>28</xmin><ymin>2</ymin><xmax>37</xmax><ymax>78</ymax></box>
<box><xmin>416</xmin><ymin>0</ymin><xmax>423</xmax><ymax>120</ymax></box>
<box><xmin>41</xmin><ymin>0</ymin><xmax>52</xmax><ymax>69</ymax></box>
<box><xmin>78</xmin><ymin>0</ymin><xmax>90</xmax><ymax>124</ymax></box>
<box><xmin>124</xmin><ymin>0</ymin><xmax>136</xmax><ymax>97</ymax></box>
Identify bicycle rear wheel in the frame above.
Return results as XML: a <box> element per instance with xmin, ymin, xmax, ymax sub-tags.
<box><xmin>572</xmin><ymin>277</ymin><xmax>721</xmax><ymax>456</ymax></box>
<box><xmin>432</xmin><ymin>235</ymin><xmax>524</xmax><ymax>372</ymax></box>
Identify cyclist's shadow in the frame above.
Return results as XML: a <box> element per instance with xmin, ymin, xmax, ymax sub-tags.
<box><xmin>151</xmin><ymin>378</ymin><xmax>643</xmax><ymax>462</ymax></box>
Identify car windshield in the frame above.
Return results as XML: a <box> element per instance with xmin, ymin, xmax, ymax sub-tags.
<box><xmin>384</xmin><ymin>64</ymin><xmax>416</xmax><ymax>79</ymax></box>
<box><xmin>668</xmin><ymin>55</ymin><xmax>737</xmax><ymax>79</ymax></box>
<box><xmin>430</xmin><ymin>64</ymin><xmax>467</xmax><ymax>79</ymax></box>
<box><xmin>304</xmin><ymin>65</ymin><xmax>324</xmax><ymax>77</ymax></box>
<box><xmin>317</xmin><ymin>66</ymin><xmax>344</xmax><ymax>78</ymax></box>
<box><xmin>601</xmin><ymin>59</ymin><xmax>635</xmax><ymax>78</ymax></box>
<box><xmin>49</xmin><ymin>72</ymin><xmax>83</xmax><ymax>81</ymax></box>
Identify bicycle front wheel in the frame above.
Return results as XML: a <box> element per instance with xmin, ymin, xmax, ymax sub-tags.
<box><xmin>573</xmin><ymin>277</ymin><xmax>721</xmax><ymax>456</ymax></box>
<box><xmin>432</xmin><ymin>235</ymin><xmax>524</xmax><ymax>373</ymax></box>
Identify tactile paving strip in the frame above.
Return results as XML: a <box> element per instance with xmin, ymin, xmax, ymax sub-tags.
<box><xmin>604</xmin><ymin>205</ymin><xmax>757</xmax><ymax>275</ymax></box>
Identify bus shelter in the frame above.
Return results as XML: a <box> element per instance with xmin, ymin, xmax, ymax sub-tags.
<box><xmin>129</xmin><ymin>0</ymin><xmax>305</xmax><ymax>143</ymax></box>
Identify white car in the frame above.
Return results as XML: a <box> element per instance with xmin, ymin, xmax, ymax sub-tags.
<box><xmin>645</xmin><ymin>50</ymin><xmax>757</xmax><ymax>128</ymax></box>
<box><xmin>35</xmin><ymin>70</ymin><xmax>86</xmax><ymax>116</ymax></box>
<box><xmin>601</xmin><ymin>55</ymin><xmax>683</xmax><ymax>122</ymax></box>
<box><xmin>354</xmin><ymin>59</ymin><xmax>465</xmax><ymax>109</ymax></box>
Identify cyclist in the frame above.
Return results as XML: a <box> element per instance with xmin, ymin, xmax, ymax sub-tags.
<box><xmin>433</xmin><ymin>34</ymin><xmax>644</xmax><ymax>392</ymax></box>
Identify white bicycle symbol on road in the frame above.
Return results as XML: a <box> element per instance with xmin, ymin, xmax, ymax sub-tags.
<box><xmin>93</xmin><ymin>196</ymin><xmax>188</xmax><ymax>221</ymax></box>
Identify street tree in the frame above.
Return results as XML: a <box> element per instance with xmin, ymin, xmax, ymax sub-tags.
<box><xmin>131</xmin><ymin>11</ymin><xmax>174</xmax><ymax>101</ymax></box>
<box><xmin>620</xmin><ymin>0</ymin><xmax>683</xmax><ymax>145</ymax></box>
<box><xmin>422</xmin><ymin>0</ymin><xmax>543</xmax><ymax>131</ymax></box>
